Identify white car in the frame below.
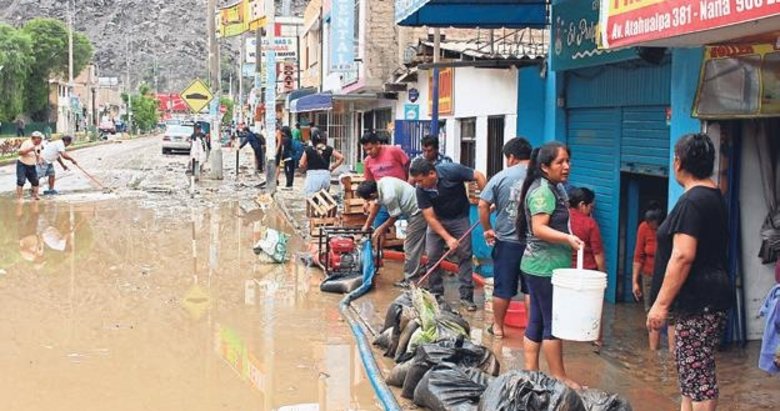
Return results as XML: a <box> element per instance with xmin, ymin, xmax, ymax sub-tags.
<box><xmin>161</xmin><ymin>124</ymin><xmax>194</xmax><ymax>154</ymax></box>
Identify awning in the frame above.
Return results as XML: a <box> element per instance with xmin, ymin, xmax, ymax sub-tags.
<box><xmin>290</xmin><ymin>92</ymin><xmax>332</xmax><ymax>113</ymax></box>
<box><xmin>286</xmin><ymin>87</ymin><xmax>318</xmax><ymax>109</ymax></box>
<box><xmin>395</xmin><ymin>0</ymin><xmax>547</xmax><ymax>28</ymax></box>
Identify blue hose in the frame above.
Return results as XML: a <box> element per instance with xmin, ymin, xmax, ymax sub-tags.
<box><xmin>339</xmin><ymin>240</ymin><xmax>402</xmax><ymax>411</ymax></box>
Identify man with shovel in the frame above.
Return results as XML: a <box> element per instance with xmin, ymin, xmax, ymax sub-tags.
<box><xmin>38</xmin><ymin>135</ymin><xmax>77</xmax><ymax>195</ymax></box>
<box><xmin>410</xmin><ymin>157</ymin><xmax>486</xmax><ymax>311</ymax></box>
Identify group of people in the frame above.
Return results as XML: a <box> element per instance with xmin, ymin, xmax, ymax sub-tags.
<box><xmin>235</xmin><ymin>122</ymin><xmax>315</xmax><ymax>190</ymax></box>
<box><xmin>305</xmin><ymin>130</ymin><xmax>734</xmax><ymax>409</ymax></box>
<box><xmin>15</xmin><ymin>132</ymin><xmax>78</xmax><ymax>201</ymax></box>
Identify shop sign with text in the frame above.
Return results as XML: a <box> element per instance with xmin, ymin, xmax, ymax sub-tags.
<box><xmin>427</xmin><ymin>68</ymin><xmax>453</xmax><ymax>116</ymax></box>
<box><xmin>330</xmin><ymin>0</ymin><xmax>355</xmax><ymax>73</ymax></box>
<box><xmin>552</xmin><ymin>0</ymin><xmax>636</xmax><ymax>70</ymax></box>
<box><xmin>600</xmin><ymin>0</ymin><xmax>780</xmax><ymax>48</ymax></box>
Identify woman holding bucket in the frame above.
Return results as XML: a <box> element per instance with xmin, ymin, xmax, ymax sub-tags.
<box><xmin>648</xmin><ymin>133</ymin><xmax>733</xmax><ymax>411</ymax></box>
<box><xmin>516</xmin><ymin>141</ymin><xmax>583</xmax><ymax>389</ymax></box>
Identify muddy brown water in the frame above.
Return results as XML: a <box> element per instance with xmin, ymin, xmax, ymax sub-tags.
<box><xmin>0</xmin><ymin>198</ymin><xmax>382</xmax><ymax>410</ymax></box>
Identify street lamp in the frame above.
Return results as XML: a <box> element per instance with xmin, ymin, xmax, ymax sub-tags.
<box><xmin>67</xmin><ymin>0</ymin><xmax>75</xmax><ymax>136</ymax></box>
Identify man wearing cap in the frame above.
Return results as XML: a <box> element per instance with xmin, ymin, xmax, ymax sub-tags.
<box><xmin>16</xmin><ymin>131</ymin><xmax>44</xmax><ymax>201</ymax></box>
<box><xmin>38</xmin><ymin>135</ymin><xmax>78</xmax><ymax>195</ymax></box>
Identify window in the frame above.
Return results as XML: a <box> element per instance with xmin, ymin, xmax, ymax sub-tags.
<box><xmin>487</xmin><ymin>116</ymin><xmax>505</xmax><ymax>178</ymax></box>
<box><xmin>460</xmin><ymin>117</ymin><xmax>476</xmax><ymax>169</ymax></box>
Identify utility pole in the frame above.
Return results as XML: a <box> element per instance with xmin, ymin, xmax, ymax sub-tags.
<box><xmin>430</xmin><ymin>28</ymin><xmax>441</xmax><ymax>139</ymax></box>
<box><xmin>208</xmin><ymin>0</ymin><xmax>223</xmax><ymax>179</ymax></box>
<box><xmin>238</xmin><ymin>35</ymin><xmax>244</xmax><ymax>124</ymax></box>
<box><xmin>67</xmin><ymin>0</ymin><xmax>75</xmax><ymax>136</ymax></box>
<box><xmin>125</xmin><ymin>36</ymin><xmax>133</xmax><ymax>135</ymax></box>
<box><xmin>264</xmin><ymin>0</ymin><xmax>277</xmax><ymax>192</ymax></box>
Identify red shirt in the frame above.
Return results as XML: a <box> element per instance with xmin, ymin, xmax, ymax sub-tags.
<box><xmin>633</xmin><ymin>221</ymin><xmax>656</xmax><ymax>276</ymax></box>
<box><xmin>363</xmin><ymin>145</ymin><xmax>409</xmax><ymax>182</ymax></box>
<box><xmin>570</xmin><ymin>208</ymin><xmax>604</xmax><ymax>270</ymax></box>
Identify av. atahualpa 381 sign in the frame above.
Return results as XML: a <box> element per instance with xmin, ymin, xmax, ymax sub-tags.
<box><xmin>599</xmin><ymin>0</ymin><xmax>780</xmax><ymax>48</ymax></box>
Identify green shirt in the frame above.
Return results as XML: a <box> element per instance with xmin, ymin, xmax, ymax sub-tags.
<box><xmin>292</xmin><ymin>128</ymin><xmax>303</xmax><ymax>141</ymax></box>
<box><xmin>520</xmin><ymin>178</ymin><xmax>572</xmax><ymax>277</ymax></box>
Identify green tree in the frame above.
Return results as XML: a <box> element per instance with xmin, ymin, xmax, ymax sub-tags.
<box><xmin>22</xmin><ymin>18</ymin><xmax>93</xmax><ymax>120</ymax></box>
<box><xmin>220</xmin><ymin>96</ymin><xmax>234</xmax><ymax>126</ymax></box>
<box><xmin>122</xmin><ymin>83</ymin><xmax>159</xmax><ymax>133</ymax></box>
<box><xmin>0</xmin><ymin>24</ymin><xmax>33</xmax><ymax>123</ymax></box>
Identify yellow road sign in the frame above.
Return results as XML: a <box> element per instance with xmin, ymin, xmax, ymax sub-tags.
<box><xmin>180</xmin><ymin>79</ymin><xmax>214</xmax><ymax>113</ymax></box>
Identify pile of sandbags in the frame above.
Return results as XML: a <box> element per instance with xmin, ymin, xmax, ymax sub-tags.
<box><xmin>373</xmin><ymin>288</ymin><xmax>633</xmax><ymax>411</ymax></box>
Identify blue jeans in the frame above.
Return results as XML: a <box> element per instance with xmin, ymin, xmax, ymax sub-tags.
<box><xmin>16</xmin><ymin>161</ymin><xmax>39</xmax><ymax>187</ymax></box>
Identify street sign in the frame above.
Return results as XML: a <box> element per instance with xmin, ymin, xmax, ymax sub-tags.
<box><xmin>180</xmin><ymin>79</ymin><xmax>214</xmax><ymax>113</ymax></box>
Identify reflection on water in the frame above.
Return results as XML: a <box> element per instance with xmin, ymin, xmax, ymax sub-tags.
<box><xmin>0</xmin><ymin>198</ymin><xmax>380</xmax><ymax>411</ymax></box>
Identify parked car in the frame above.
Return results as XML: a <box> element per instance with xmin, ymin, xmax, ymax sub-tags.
<box><xmin>162</xmin><ymin>124</ymin><xmax>194</xmax><ymax>154</ymax></box>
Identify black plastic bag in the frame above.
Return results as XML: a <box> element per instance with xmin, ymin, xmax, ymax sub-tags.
<box><xmin>394</xmin><ymin>320</ymin><xmax>420</xmax><ymax>363</ymax></box>
<box><xmin>464</xmin><ymin>367</ymin><xmax>495</xmax><ymax>387</ymax></box>
<box><xmin>386</xmin><ymin>360</ymin><xmax>413</xmax><ymax>387</ymax></box>
<box><xmin>383</xmin><ymin>292</ymin><xmax>413</xmax><ymax>332</ymax></box>
<box><xmin>579</xmin><ymin>389</ymin><xmax>633</xmax><ymax>411</ymax></box>
<box><xmin>320</xmin><ymin>274</ymin><xmax>363</xmax><ymax>294</ymax></box>
<box><xmin>438</xmin><ymin>310</ymin><xmax>471</xmax><ymax>335</ymax></box>
<box><xmin>478</xmin><ymin>370</ymin><xmax>586</xmax><ymax>411</ymax></box>
<box><xmin>413</xmin><ymin>363</ymin><xmax>486</xmax><ymax>411</ymax></box>
<box><xmin>372</xmin><ymin>327</ymin><xmax>393</xmax><ymax>351</ymax></box>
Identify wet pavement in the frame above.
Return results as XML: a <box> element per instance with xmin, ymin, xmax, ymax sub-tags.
<box><xmin>0</xmin><ymin>136</ymin><xmax>777</xmax><ymax>410</ymax></box>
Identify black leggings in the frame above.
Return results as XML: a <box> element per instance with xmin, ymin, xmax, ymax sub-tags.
<box><xmin>283</xmin><ymin>158</ymin><xmax>295</xmax><ymax>187</ymax></box>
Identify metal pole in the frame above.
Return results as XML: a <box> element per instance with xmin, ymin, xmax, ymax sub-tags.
<box><xmin>430</xmin><ymin>28</ymin><xmax>440</xmax><ymax>138</ymax></box>
<box><xmin>238</xmin><ymin>35</ymin><xmax>244</xmax><ymax>124</ymax></box>
<box><xmin>125</xmin><ymin>36</ymin><xmax>133</xmax><ymax>135</ymax></box>
<box><xmin>208</xmin><ymin>0</ymin><xmax>223</xmax><ymax>179</ymax></box>
<box><xmin>264</xmin><ymin>0</ymin><xmax>277</xmax><ymax>192</ymax></box>
<box><xmin>67</xmin><ymin>0</ymin><xmax>75</xmax><ymax>135</ymax></box>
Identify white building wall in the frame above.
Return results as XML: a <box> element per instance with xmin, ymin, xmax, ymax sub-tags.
<box><xmin>739</xmin><ymin>134</ymin><xmax>776</xmax><ymax>340</ymax></box>
<box><xmin>394</xmin><ymin>66</ymin><xmax>518</xmax><ymax>174</ymax></box>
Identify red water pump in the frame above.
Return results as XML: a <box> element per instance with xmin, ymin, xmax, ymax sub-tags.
<box><xmin>327</xmin><ymin>236</ymin><xmax>361</xmax><ymax>275</ymax></box>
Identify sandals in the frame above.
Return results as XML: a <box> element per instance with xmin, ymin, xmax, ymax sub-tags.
<box><xmin>486</xmin><ymin>324</ymin><xmax>504</xmax><ymax>339</ymax></box>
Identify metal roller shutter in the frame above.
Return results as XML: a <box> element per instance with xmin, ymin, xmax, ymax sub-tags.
<box><xmin>567</xmin><ymin>108</ymin><xmax>621</xmax><ymax>301</ymax></box>
<box><xmin>620</xmin><ymin>107</ymin><xmax>670</xmax><ymax>176</ymax></box>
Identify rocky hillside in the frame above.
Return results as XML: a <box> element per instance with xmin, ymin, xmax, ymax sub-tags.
<box><xmin>0</xmin><ymin>0</ymin><xmax>305</xmax><ymax>92</ymax></box>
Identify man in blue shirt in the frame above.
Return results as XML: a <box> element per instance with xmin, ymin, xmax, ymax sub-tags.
<box><xmin>410</xmin><ymin>158</ymin><xmax>486</xmax><ymax>311</ymax></box>
<box><xmin>478</xmin><ymin>137</ymin><xmax>532</xmax><ymax>338</ymax></box>
<box><xmin>415</xmin><ymin>135</ymin><xmax>452</xmax><ymax>165</ymax></box>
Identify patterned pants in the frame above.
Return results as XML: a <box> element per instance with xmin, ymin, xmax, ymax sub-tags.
<box><xmin>675</xmin><ymin>311</ymin><xmax>727</xmax><ymax>402</ymax></box>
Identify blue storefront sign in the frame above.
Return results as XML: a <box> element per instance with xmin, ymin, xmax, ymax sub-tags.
<box><xmin>330</xmin><ymin>0</ymin><xmax>355</xmax><ymax>73</ymax></box>
<box><xmin>550</xmin><ymin>0</ymin><xmax>635</xmax><ymax>71</ymax></box>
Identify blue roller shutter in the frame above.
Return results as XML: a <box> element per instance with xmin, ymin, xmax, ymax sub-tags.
<box><xmin>566</xmin><ymin>108</ymin><xmax>621</xmax><ymax>301</ymax></box>
<box><xmin>620</xmin><ymin>107</ymin><xmax>670</xmax><ymax>176</ymax></box>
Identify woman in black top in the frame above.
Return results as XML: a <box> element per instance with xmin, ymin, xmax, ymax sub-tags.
<box><xmin>299</xmin><ymin>131</ymin><xmax>344</xmax><ymax>196</ymax></box>
<box><xmin>648</xmin><ymin>133</ymin><xmax>733</xmax><ymax>410</ymax></box>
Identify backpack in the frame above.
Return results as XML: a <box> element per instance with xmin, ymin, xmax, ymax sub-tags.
<box><xmin>291</xmin><ymin>138</ymin><xmax>304</xmax><ymax>164</ymax></box>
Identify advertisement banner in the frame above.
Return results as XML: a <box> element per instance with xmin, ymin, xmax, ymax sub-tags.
<box><xmin>552</xmin><ymin>0</ymin><xmax>636</xmax><ymax>70</ymax></box>
<box><xmin>427</xmin><ymin>68</ymin><xmax>453</xmax><ymax>116</ymax></box>
<box><xmin>264</xmin><ymin>49</ymin><xmax>277</xmax><ymax>131</ymax></box>
<box><xmin>247</xmin><ymin>0</ymin><xmax>267</xmax><ymax>31</ymax></box>
<box><xmin>599</xmin><ymin>0</ymin><xmax>780</xmax><ymax>49</ymax></box>
<box><xmin>219</xmin><ymin>0</ymin><xmax>248</xmax><ymax>38</ymax></box>
<box><xmin>330</xmin><ymin>0</ymin><xmax>355</xmax><ymax>73</ymax></box>
<box><xmin>693</xmin><ymin>43</ymin><xmax>780</xmax><ymax>118</ymax></box>
<box><xmin>245</xmin><ymin>37</ymin><xmax>298</xmax><ymax>63</ymax></box>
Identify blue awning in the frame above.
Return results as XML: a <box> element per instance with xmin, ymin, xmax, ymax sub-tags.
<box><xmin>395</xmin><ymin>0</ymin><xmax>547</xmax><ymax>28</ymax></box>
<box><xmin>286</xmin><ymin>88</ymin><xmax>317</xmax><ymax>109</ymax></box>
<box><xmin>290</xmin><ymin>92</ymin><xmax>332</xmax><ymax>113</ymax></box>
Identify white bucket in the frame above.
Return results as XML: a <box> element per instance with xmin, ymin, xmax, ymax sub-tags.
<box><xmin>551</xmin><ymin>249</ymin><xmax>607</xmax><ymax>341</ymax></box>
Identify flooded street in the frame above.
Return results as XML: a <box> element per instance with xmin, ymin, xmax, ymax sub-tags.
<box><xmin>0</xmin><ymin>137</ymin><xmax>777</xmax><ymax>410</ymax></box>
<box><xmin>0</xmin><ymin>137</ymin><xmax>380</xmax><ymax>410</ymax></box>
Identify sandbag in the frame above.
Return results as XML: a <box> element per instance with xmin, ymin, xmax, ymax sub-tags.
<box><xmin>394</xmin><ymin>320</ymin><xmax>420</xmax><ymax>363</ymax></box>
<box><xmin>373</xmin><ymin>327</ymin><xmax>394</xmax><ymax>351</ymax></box>
<box><xmin>579</xmin><ymin>389</ymin><xmax>633</xmax><ymax>411</ymax></box>
<box><xmin>383</xmin><ymin>292</ymin><xmax>413</xmax><ymax>332</ymax></box>
<box><xmin>401</xmin><ymin>338</ymin><xmax>484</xmax><ymax>399</ymax></box>
<box><xmin>319</xmin><ymin>274</ymin><xmax>363</xmax><ymax>294</ymax></box>
<box><xmin>386</xmin><ymin>360</ymin><xmax>413</xmax><ymax>387</ymax></box>
<box><xmin>252</xmin><ymin>228</ymin><xmax>290</xmax><ymax>263</ymax></box>
<box><xmin>413</xmin><ymin>363</ymin><xmax>486</xmax><ymax>411</ymax></box>
<box><xmin>438</xmin><ymin>310</ymin><xmax>471</xmax><ymax>335</ymax></box>
<box><xmin>478</xmin><ymin>370</ymin><xmax>586</xmax><ymax>411</ymax></box>
<box><xmin>463</xmin><ymin>368</ymin><xmax>495</xmax><ymax>387</ymax></box>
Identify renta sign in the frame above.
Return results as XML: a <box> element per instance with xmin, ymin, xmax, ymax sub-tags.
<box><xmin>599</xmin><ymin>0</ymin><xmax>780</xmax><ymax>48</ymax></box>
